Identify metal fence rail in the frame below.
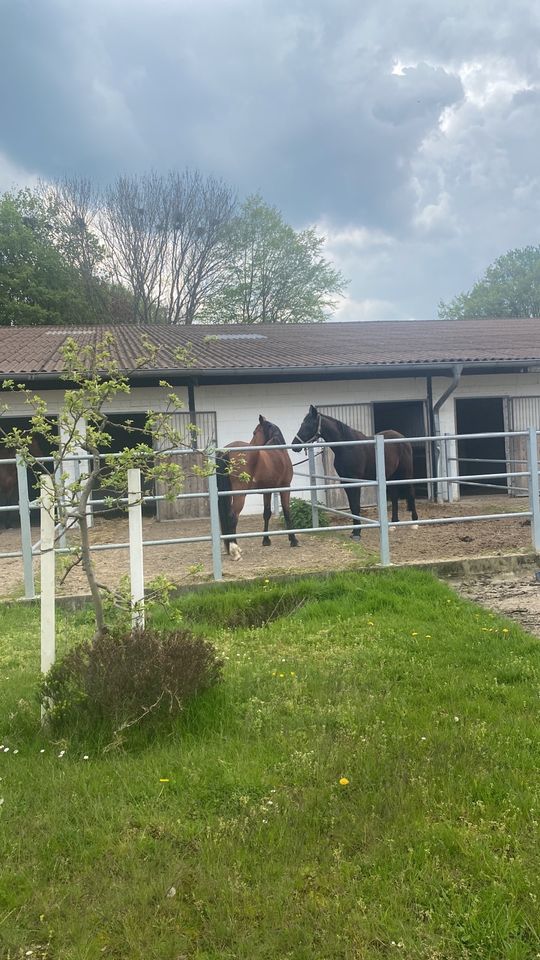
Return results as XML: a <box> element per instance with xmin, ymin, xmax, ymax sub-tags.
<box><xmin>0</xmin><ymin>427</ymin><xmax>539</xmax><ymax>594</ymax></box>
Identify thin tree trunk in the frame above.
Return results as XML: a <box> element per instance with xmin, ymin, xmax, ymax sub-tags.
<box><xmin>78</xmin><ymin>475</ymin><xmax>106</xmax><ymax>639</ymax></box>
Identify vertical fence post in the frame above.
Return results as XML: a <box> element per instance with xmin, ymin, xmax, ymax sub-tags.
<box><xmin>208</xmin><ymin>459</ymin><xmax>223</xmax><ymax>582</ymax></box>
<box><xmin>375</xmin><ymin>434</ymin><xmax>391</xmax><ymax>566</ymax></box>
<box><xmin>441</xmin><ymin>435</ymin><xmax>448</xmax><ymax>502</ymax></box>
<box><xmin>526</xmin><ymin>426</ymin><xmax>540</xmax><ymax>554</ymax></box>
<box><xmin>40</xmin><ymin>475</ymin><xmax>56</xmax><ymax>719</ymax></box>
<box><xmin>17</xmin><ymin>456</ymin><xmax>35</xmax><ymax>600</ymax></box>
<box><xmin>308</xmin><ymin>446</ymin><xmax>320</xmax><ymax>529</ymax></box>
<box><xmin>128</xmin><ymin>468</ymin><xmax>145</xmax><ymax>629</ymax></box>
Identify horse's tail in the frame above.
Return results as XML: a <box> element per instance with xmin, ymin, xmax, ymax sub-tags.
<box><xmin>216</xmin><ymin>451</ymin><xmax>234</xmax><ymax>551</ymax></box>
<box><xmin>395</xmin><ymin>437</ymin><xmax>418</xmax><ymax>519</ymax></box>
<box><xmin>398</xmin><ymin>438</ymin><xmax>414</xmax><ymax>482</ymax></box>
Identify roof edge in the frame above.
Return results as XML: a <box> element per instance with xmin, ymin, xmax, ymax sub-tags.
<box><xmin>3</xmin><ymin>358</ymin><xmax>538</xmax><ymax>385</ymax></box>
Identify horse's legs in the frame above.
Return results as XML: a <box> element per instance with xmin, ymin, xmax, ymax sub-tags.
<box><xmin>390</xmin><ymin>487</ymin><xmax>399</xmax><ymax>524</ymax></box>
<box><xmin>228</xmin><ymin>492</ymin><xmax>245</xmax><ymax>561</ymax></box>
<box><xmin>406</xmin><ymin>486</ymin><xmax>418</xmax><ymax>522</ymax></box>
<box><xmin>280</xmin><ymin>490</ymin><xmax>299</xmax><ymax>547</ymax></box>
<box><xmin>262</xmin><ymin>492</ymin><xmax>272</xmax><ymax>546</ymax></box>
<box><xmin>346</xmin><ymin>486</ymin><xmax>362</xmax><ymax>539</ymax></box>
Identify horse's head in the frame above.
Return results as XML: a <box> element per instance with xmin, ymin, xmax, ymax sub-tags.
<box><xmin>291</xmin><ymin>405</ymin><xmax>321</xmax><ymax>451</ymax></box>
<box><xmin>252</xmin><ymin>414</ymin><xmax>286</xmax><ymax>447</ymax></box>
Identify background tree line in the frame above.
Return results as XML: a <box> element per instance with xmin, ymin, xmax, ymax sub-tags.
<box><xmin>0</xmin><ymin>173</ymin><xmax>345</xmax><ymax>327</ymax></box>
<box><xmin>439</xmin><ymin>246</ymin><xmax>540</xmax><ymax>321</ymax></box>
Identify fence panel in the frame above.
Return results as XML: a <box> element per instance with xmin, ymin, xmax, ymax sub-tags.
<box><xmin>154</xmin><ymin>411</ymin><xmax>217</xmax><ymax>520</ymax></box>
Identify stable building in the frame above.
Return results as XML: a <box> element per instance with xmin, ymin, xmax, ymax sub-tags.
<box><xmin>0</xmin><ymin>318</ymin><xmax>539</xmax><ymax>515</ymax></box>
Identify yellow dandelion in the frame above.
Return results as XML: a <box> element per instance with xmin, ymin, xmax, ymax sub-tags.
<box><xmin>368</xmin><ymin>621</ymin><xmax>374</xmax><ymax>626</ymax></box>
<box><xmin>425</xmin><ymin>634</ymin><xmax>432</xmax><ymax>639</ymax></box>
<box><xmin>159</xmin><ymin>778</ymin><xmax>170</xmax><ymax>783</ymax></box>
<box><xmin>502</xmin><ymin>628</ymin><xmax>509</xmax><ymax>634</ymax></box>
<box><xmin>339</xmin><ymin>777</ymin><xmax>350</xmax><ymax>786</ymax></box>
<box><xmin>279</xmin><ymin>673</ymin><xmax>285</xmax><ymax>677</ymax></box>
<box><xmin>411</xmin><ymin>631</ymin><xmax>418</xmax><ymax>637</ymax></box>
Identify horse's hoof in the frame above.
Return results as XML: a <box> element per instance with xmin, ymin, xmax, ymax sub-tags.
<box><xmin>290</xmin><ymin>539</ymin><xmax>299</xmax><ymax>547</ymax></box>
<box><xmin>411</xmin><ymin>524</ymin><xmax>419</xmax><ymax>531</ymax></box>
<box><xmin>229</xmin><ymin>544</ymin><xmax>242</xmax><ymax>561</ymax></box>
<box><xmin>350</xmin><ymin>533</ymin><xmax>361</xmax><ymax>541</ymax></box>
<box><xmin>262</xmin><ymin>537</ymin><xmax>271</xmax><ymax>546</ymax></box>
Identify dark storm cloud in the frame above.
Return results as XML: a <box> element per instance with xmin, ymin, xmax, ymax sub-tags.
<box><xmin>1</xmin><ymin>0</ymin><xmax>540</xmax><ymax>317</ymax></box>
<box><xmin>0</xmin><ymin>0</ymin><xmax>464</xmax><ymax>223</ymax></box>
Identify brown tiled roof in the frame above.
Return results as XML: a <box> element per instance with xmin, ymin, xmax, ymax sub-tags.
<box><xmin>0</xmin><ymin>319</ymin><xmax>539</xmax><ymax>378</ymax></box>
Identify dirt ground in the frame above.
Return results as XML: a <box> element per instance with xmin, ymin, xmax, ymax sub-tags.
<box><xmin>0</xmin><ymin>495</ymin><xmax>535</xmax><ymax>600</ymax></box>
<box><xmin>451</xmin><ymin>570</ymin><xmax>540</xmax><ymax>638</ymax></box>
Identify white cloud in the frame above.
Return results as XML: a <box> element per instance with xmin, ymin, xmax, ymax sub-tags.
<box><xmin>0</xmin><ymin>152</ymin><xmax>38</xmax><ymax>193</ymax></box>
<box><xmin>332</xmin><ymin>296</ymin><xmax>398</xmax><ymax>322</ymax></box>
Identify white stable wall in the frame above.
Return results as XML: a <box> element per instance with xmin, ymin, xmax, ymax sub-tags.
<box><xmin>0</xmin><ymin>385</ymin><xmax>190</xmax><ymax>418</ymax></box>
<box><xmin>3</xmin><ymin>372</ymin><xmax>540</xmax><ymax>516</ymax></box>
<box><xmin>196</xmin><ymin>371</ymin><xmax>540</xmax><ymax>514</ymax></box>
<box><xmin>196</xmin><ymin>377</ymin><xmax>427</xmax><ymax>514</ymax></box>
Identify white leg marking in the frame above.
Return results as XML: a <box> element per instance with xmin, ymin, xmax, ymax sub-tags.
<box><xmin>229</xmin><ymin>543</ymin><xmax>242</xmax><ymax>561</ymax></box>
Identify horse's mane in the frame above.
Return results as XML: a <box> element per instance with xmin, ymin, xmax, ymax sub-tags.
<box><xmin>264</xmin><ymin>420</ymin><xmax>286</xmax><ymax>445</ymax></box>
<box><xmin>321</xmin><ymin>413</ymin><xmax>365</xmax><ymax>441</ymax></box>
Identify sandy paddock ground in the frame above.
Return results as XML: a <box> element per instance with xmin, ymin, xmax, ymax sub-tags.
<box><xmin>0</xmin><ymin>495</ymin><xmax>535</xmax><ymax>599</ymax></box>
<box><xmin>451</xmin><ymin>570</ymin><xmax>540</xmax><ymax>638</ymax></box>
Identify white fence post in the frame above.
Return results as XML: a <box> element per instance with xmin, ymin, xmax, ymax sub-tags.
<box><xmin>308</xmin><ymin>446</ymin><xmax>320</xmax><ymax>528</ymax></box>
<box><xmin>208</xmin><ymin>460</ymin><xmax>223</xmax><ymax>582</ymax></box>
<box><xmin>40</xmin><ymin>475</ymin><xmax>56</xmax><ymax>719</ymax></box>
<box><xmin>527</xmin><ymin>426</ymin><xmax>540</xmax><ymax>554</ymax></box>
<box><xmin>17</xmin><ymin>456</ymin><xmax>35</xmax><ymax>600</ymax></box>
<box><xmin>375</xmin><ymin>434</ymin><xmax>391</xmax><ymax>566</ymax></box>
<box><xmin>128</xmin><ymin>468</ymin><xmax>145</xmax><ymax>629</ymax></box>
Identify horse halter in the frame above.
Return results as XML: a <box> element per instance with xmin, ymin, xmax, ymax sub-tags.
<box><xmin>296</xmin><ymin>413</ymin><xmax>322</xmax><ymax>446</ymax></box>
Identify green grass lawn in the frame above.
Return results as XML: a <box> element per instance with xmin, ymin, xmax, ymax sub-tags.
<box><xmin>1</xmin><ymin>569</ymin><xmax>540</xmax><ymax>960</ymax></box>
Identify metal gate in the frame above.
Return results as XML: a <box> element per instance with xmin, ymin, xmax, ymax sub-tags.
<box><xmin>155</xmin><ymin>411</ymin><xmax>217</xmax><ymax>519</ymax></box>
<box><xmin>317</xmin><ymin>403</ymin><xmax>375</xmax><ymax>509</ymax></box>
<box><xmin>506</xmin><ymin>397</ymin><xmax>540</xmax><ymax>496</ymax></box>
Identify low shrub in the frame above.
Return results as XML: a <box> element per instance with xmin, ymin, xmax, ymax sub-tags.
<box><xmin>283</xmin><ymin>496</ymin><xmax>329</xmax><ymax>530</ymax></box>
<box><xmin>40</xmin><ymin>627</ymin><xmax>223</xmax><ymax>729</ymax></box>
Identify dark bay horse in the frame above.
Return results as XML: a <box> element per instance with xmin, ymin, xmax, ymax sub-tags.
<box><xmin>216</xmin><ymin>415</ymin><xmax>299</xmax><ymax>561</ymax></box>
<box><xmin>292</xmin><ymin>405</ymin><xmax>418</xmax><ymax>538</ymax></box>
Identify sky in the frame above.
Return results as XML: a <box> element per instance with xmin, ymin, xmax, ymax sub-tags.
<box><xmin>1</xmin><ymin>0</ymin><xmax>539</xmax><ymax>320</ymax></box>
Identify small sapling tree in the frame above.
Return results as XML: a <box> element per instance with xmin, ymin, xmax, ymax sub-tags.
<box><xmin>1</xmin><ymin>333</ymin><xmax>209</xmax><ymax>638</ymax></box>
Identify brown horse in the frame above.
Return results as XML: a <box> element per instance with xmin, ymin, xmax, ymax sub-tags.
<box><xmin>292</xmin><ymin>406</ymin><xmax>418</xmax><ymax>538</ymax></box>
<box><xmin>0</xmin><ymin>438</ymin><xmax>44</xmax><ymax>529</ymax></box>
<box><xmin>216</xmin><ymin>415</ymin><xmax>299</xmax><ymax>561</ymax></box>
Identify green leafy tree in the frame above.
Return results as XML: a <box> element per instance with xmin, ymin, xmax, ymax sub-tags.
<box><xmin>0</xmin><ymin>188</ymin><xmax>134</xmax><ymax>326</ymax></box>
<box><xmin>0</xmin><ymin>190</ymin><xmax>87</xmax><ymax>325</ymax></box>
<box><xmin>439</xmin><ymin>246</ymin><xmax>540</xmax><ymax>320</ymax></box>
<box><xmin>201</xmin><ymin>195</ymin><xmax>346</xmax><ymax>323</ymax></box>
